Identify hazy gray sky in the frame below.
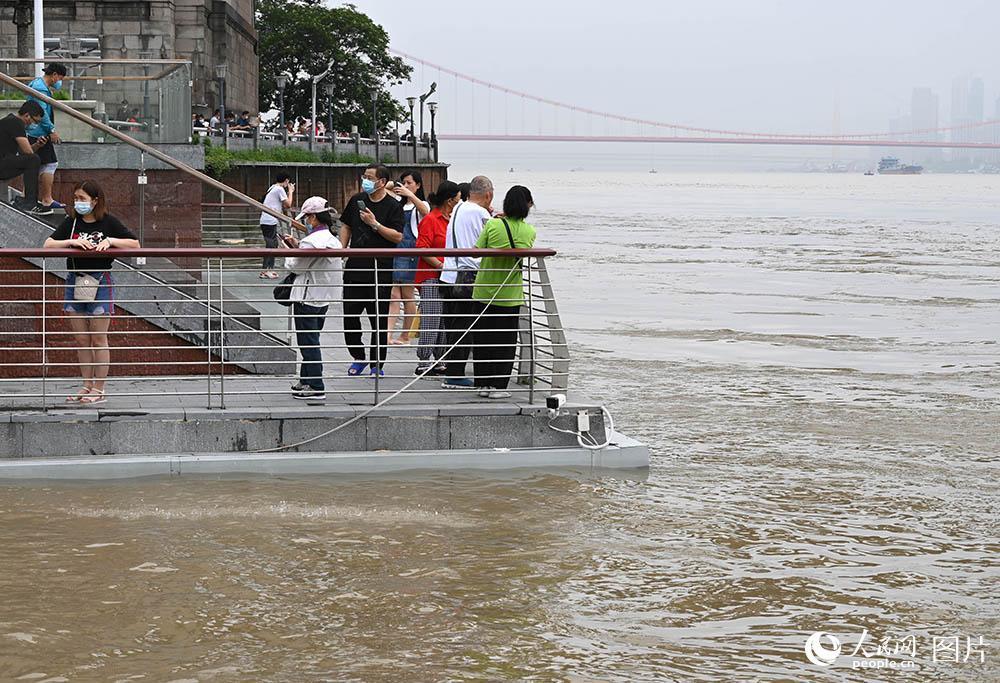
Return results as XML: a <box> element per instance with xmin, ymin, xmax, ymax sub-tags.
<box><xmin>342</xmin><ymin>0</ymin><xmax>998</xmax><ymax>136</ymax></box>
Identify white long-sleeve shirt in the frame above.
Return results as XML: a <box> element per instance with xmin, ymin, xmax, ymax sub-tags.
<box><xmin>283</xmin><ymin>227</ymin><xmax>342</xmax><ymax>306</ymax></box>
<box><xmin>440</xmin><ymin>200</ymin><xmax>491</xmax><ymax>284</ymax></box>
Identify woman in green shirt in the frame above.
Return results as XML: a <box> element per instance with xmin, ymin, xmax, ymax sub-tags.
<box><xmin>472</xmin><ymin>185</ymin><xmax>537</xmax><ymax>399</ymax></box>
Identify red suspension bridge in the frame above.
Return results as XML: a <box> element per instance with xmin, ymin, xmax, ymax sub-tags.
<box><xmin>391</xmin><ymin>49</ymin><xmax>1000</xmax><ymax>150</ymax></box>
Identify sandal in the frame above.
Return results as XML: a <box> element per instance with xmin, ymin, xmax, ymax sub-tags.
<box><xmin>79</xmin><ymin>389</ymin><xmax>106</xmax><ymax>405</ymax></box>
<box><xmin>65</xmin><ymin>386</ymin><xmax>92</xmax><ymax>403</ymax></box>
<box><xmin>347</xmin><ymin>362</ymin><xmax>368</xmax><ymax>376</ymax></box>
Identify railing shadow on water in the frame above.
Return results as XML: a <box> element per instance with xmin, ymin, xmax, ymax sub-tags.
<box><xmin>0</xmin><ymin>247</ymin><xmax>568</xmax><ymax>412</ymax></box>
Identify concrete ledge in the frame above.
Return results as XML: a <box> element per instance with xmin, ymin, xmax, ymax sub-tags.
<box><xmin>2</xmin><ymin>399</ymin><xmax>612</xmax><ymax>459</ymax></box>
<box><xmin>0</xmin><ymin>433</ymin><xmax>649</xmax><ymax>480</ymax></box>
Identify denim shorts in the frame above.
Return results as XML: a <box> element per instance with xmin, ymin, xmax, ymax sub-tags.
<box><xmin>63</xmin><ymin>271</ymin><xmax>115</xmax><ymax>316</ymax></box>
<box><xmin>393</xmin><ymin>237</ymin><xmax>418</xmax><ymax>284</ymax></box>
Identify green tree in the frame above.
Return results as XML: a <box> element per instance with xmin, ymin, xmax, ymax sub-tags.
<box><xmin>256</xmin><ymin>0</ymin><xmax>412</xmax><ymax>135</ymax></box>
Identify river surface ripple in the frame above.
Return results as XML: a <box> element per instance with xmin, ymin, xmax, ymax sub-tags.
<box><xmin>0</xmin><ymin>172</ymin><xmax>998</xmax><ymax>681</ymax></box>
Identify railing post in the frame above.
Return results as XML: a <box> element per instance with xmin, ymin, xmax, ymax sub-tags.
<box><xmin>41</xmin><ymin>257</ymin><xmax>47</xmax><ymax>412</ymax></box>
<box><xmin>527</xmin><ymin>256</ymin><xmax>536</xmax><ymax>404</ymax></box>
<box><xmin>535</xmin><ymin>257</ymin><xmax>569</xmax><ymax>391</ymax></box>
<box><xmin>205</xmin><ymin>256</ymin><xmax>212</xmax><ymax>409</ymax></box>
<box><xmin>218</xmin><ymin>257</ymin><xmax>226</xmax><ymax>410</ymax></box>
<box><xmin>374</xmin><ymin>259</ymin><xmax>381</xmax><ymax>404</ymax></box>
<box><xmin>395</xmin><ymin>131</ymin><xmax>401</xmax><ymax>163</ymax></box>
<box><xmin>354</xmin><ymin>132</ymin><xmax>361</xmax><ymax>157</ymax></box>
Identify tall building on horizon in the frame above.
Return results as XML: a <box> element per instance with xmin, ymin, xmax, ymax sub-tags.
<box><xmin>911</xmin><ymin>87</ymin><xmax>940</xmax><ymax>164</ymax></box>
<box><xmin>951</xmin><ymin>75</ymin><xmax>986</xmax><ymax>165</ymax></box>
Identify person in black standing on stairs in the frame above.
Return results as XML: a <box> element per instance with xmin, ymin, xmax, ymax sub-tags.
<box><xmin>338</xmin><ymin>163</ymin><xmax>404</xmax><ymax>377</ymax></box>
<box><xmin>0</xmin><ymin>100</ymin><xmax>46</xmax><ymax>213</ymax></box>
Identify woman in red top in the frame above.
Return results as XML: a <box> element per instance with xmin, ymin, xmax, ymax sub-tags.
<box><xmin>414</xmin><ymin>180</ymin><xmax>461</xmax><ymax>375</ymax></box>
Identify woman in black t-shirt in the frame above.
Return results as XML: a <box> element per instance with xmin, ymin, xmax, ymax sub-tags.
<box><xmin>43</xmin><ymin>180</ymin><xmax>139</xmax><ymax>404</ymax></box>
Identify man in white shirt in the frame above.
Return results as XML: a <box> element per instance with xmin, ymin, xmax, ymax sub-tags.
<box><xmin>259</xmin><ymin>171</ymin><xmax>294</xmax><ymax>278</ymax></box>
<box><xmin>440</xmin><ymin>175</ymin><xmax>493</xmax><ymax>388</ymax></box>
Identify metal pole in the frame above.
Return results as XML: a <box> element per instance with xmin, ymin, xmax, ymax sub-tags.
<box><xmin>137</xmin><ymin>151</ymin><xmax>146</xmax><ymax>257</ymax></box>
<box><xmin>374</xmin><ymin>260</ymin><xmax>381</xmax><ymax>403</ymax></box>
<box><xmin>279</xmin><ymin>86</ymin><xmax>286</xmax><ymax>146</ymax></box>
<box><xmin>0</xmin><ymin>71</ymin><xmax>297</xmax><ymax>228</ymax></box>
<box><xmin>220</xmin><ymin>77</ymin><xmax>228</xmax><ymax>150</ymax></box>
<box><xmin>327</xmin><ymin>94</ymin><xmax>334</xmax><ymax>152</ymax></box>
<box><xmin>218</xmin><ymin>257</ymin><xmax>225</xmax><ymax>409</ymax></box>
<box><xmin>41</xmin><ymin>256</ymin><xmax>47</xmax><ymax>411</ymax></box>
<box><xmin>205</xmin><ymin>257</ymin><xmax>212</xmax><ymax>408</ymax></box>
<box><xmin>527</xmin><ymin>256</ymin><xmax>536</xmax><ymax>405</ymax></box>
<box><xmin>408</xmin><ymin>102</ymin><xmax>417</xmax><ymax>164</ymax></box>
<box><xmin>32</xmin><ymin>0</ymin><xmax>43</xmax><ymax>78</ymax></box>
<box><xmin>309</xmin><ymin>79</ymin><xmax>316</xmax><ymax>152</ymax></box>
<box><xmin>430</xmin><ymin>110</ymin><xmax>438</xmax><ymax>163</ymax></box>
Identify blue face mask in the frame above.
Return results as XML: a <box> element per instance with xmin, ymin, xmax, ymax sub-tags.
<box><xmin>74</xmin><ymin>201</ymin><xmax>93</xmax><ymax>216</ymax></box>
<box><xmin>361</xmin><ymin>178</ymin><xmax>377</xmax><ymax>194</ymax></box>
<box><xmin>53</xmin><ymin>80</ymin><xmax>63</xmax><ymax>90</ymax></box>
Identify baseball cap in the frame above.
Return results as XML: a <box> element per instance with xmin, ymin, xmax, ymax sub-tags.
<box><xmin>294</xmin><ymin>196</ymin><xmax>329</xmax><ymax>221</ymax></box>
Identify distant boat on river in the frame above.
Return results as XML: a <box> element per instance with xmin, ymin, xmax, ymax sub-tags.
<box><xmin>878</xmin><ymin>157</ymin><xmax>923</xmax><ymax>175</ymax></box>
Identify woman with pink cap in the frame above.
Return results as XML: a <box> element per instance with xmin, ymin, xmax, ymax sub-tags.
<box><xmin>281</xmin><ymin>196</ymin><xmax>341</xmax><ymax>401</ymax></box>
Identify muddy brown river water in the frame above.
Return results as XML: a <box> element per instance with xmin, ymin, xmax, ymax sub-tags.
<box><xmin>1</xmin><ymin>172</ymin><xmax>997</xmax><ymax>681</ymax></box>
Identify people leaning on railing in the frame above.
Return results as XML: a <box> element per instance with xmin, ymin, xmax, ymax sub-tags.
<box><xmin>281</xmin><ymin>196</ymin><xmax>342</xmax><ymax>402</ymax></box>
<box><xmin>42</xmin><ymin>180</ymin><xmax>140</xmax><ymax>405</ymax></box>
<box><xmin>413</xmin><ymin>180</ymin><xmax>461</xmax><ymax>376</ymax></box>
<box><xmin>439</xmin><ymin>175</ymin><xmax>494</xmax><ymax>390</ymax></box>
<box><xmin>472</xmin><ymin>186</ymin><xmax>537</xmax><ymax>400</ymax></box>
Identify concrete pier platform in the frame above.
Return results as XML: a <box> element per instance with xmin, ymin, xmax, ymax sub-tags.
<box><xmin>0</xmin><ymin>375</ymin><xmax>648</xmax><ymax>477</ymax></box>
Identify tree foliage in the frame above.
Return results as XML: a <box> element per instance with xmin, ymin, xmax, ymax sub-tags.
<box><xmin>256</xmin><ymin>0</ymin><xmax>412</xmax><ymax>134</ymax></box>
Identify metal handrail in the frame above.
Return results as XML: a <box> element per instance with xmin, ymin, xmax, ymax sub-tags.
<box><xmin>0</xmin><ymin>69</ymin><xmax>299</xmax><ymax>231</ymax></box>
<box><xmin>0</xmin><ymin>252</ymin><xmax>571</xmax><ymax>408</ymax></box>
<box><xmin>10</xmin><ymin>248</ymin><xmax>559</xmax><ymax>258</ymax></box>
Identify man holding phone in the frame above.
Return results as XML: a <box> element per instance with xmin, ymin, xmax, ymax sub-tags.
<box><xmin>0</xmin><ymin>100</ymin><xmax>46</xmax><ymax>213</ymax></box>
<box><xmin>338</xmin><ymin>163</ymin><xmax>404</xmax><ymax>376</ymax></box>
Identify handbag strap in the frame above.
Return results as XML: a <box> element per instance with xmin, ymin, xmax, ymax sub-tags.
<box><xmin>449</xmin><ymin>202</ymin><xmax>461</xmax><ymax>249</ymax></box>
<box><xmin>500</xmin><ymin>217</ymin><xmax>522</xmax><ymax>266</ymax></box>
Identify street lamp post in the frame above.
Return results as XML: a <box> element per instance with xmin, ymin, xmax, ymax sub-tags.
<box><xmin>406</xmin><ymin>96</ymin><xmax>416</xmax><ymax>164</ymax></box>
<box><xmin>418</xmin><ymin>82</ymin><xmax>437</xmax><ymax>142</ymax></box>
<box><xmin>324</xmin><ymin>83</ymin><xmax>335</xmax><ymax>152</ymax></box>
<box><xmin>427</xmin><ymin>101</ymin><xmax>438</xmax><ymax>163</ymax></box>
<box><xmin>214</xmin><ymin>63</ymin><xmax>228</xmax><ymax>150</ymax></box>
<box><xmin>310</xmin><ymin>59</ymin><xmax>335</xmax><ymax>152</ymax></box>
<box><xmin>276</xmin><ymin>73</ymin><xmax>287</xmax><ymax>146</ymax></box>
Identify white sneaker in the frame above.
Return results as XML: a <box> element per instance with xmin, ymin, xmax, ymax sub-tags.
<box><xmin>478</xmin><ymin>390</ymin><xmax>491</xmax><ymax>398</ymax></box>
<box><xmin>487</xmin><ymin>391</ymin><xmax>512</xmax><ymax>400</ymax></box>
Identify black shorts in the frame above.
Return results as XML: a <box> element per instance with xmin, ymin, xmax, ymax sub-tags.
<box><xmin>27</xmin><ymin>136</ymin><xmax>57</xmax><ymax>165</ymax></box>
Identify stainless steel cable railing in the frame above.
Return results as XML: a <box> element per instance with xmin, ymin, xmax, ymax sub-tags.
<box><xmin>0</xmin><ymin>247</ymin><xmax>567</xmax><ymax>411</ymax></box>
